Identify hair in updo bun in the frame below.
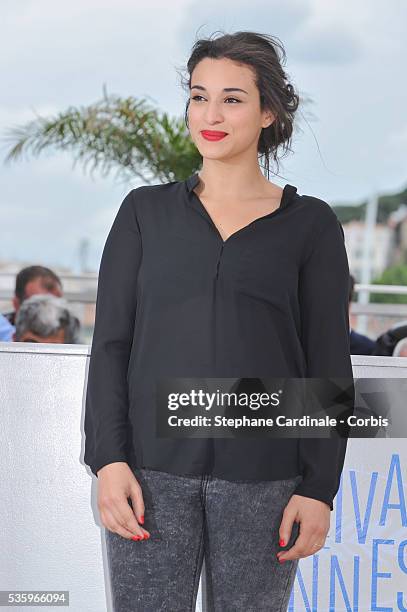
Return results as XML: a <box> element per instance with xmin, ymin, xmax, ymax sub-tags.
<box><xmin>178</xmin><ymin>29</ymin><xmax>300</xmax><ymax>179</ymax></box>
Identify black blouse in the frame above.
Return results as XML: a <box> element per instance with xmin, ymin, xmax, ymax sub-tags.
<box><xmin>84</xmin><ymin>172</ymin><xmax>354</xmax><ymax>511</ymax></box>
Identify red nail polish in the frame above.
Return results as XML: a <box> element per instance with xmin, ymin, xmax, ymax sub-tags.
<box><xmin>279</xmin><ymin>538</ymin><xmax>286</xmax><ymax>547</ymax></box>
<box><xmin>140</xmin><ymin>515</ymin><xmax>144</xmax><ymax>524</ymax></box>
<box><xmin>132</xmin><ymin>535</ymin><xmax>141</xmax><ymax>541</ymax></box>
<box><xmin>279</xmin><ymin>558</ymin><xmax>286</xmax><ymax>563</ymax></box>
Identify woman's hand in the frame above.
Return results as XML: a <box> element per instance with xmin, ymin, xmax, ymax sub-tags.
<box><xmin>97</xmin><ymin>462</ymin><xmax>151</xmax><ymax>541</ymax></box>
<box><xmin>276</xmin><ymin>494</ymin><xmax>330</xmax><ymax>562</ymax></box>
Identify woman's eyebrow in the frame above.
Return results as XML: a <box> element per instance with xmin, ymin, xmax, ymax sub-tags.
<box><xmin>191</xmin><ymin>85</ymin><xmax>248</xmax><ymax>94</ymax></box>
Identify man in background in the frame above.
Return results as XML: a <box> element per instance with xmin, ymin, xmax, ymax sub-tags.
<box><xmin>13</xmin><ymin>294</ymin><xmax>80</xmax><ymax>344</ymax></box>
<box><xmin>1</xmin><ymin>265</ymin><xmax>63</xmax><ymax>341</ymax></box>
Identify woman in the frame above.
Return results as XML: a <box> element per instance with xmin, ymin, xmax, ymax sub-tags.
<box><xmin>84</xmin><ymin>30</ymin><xmax>354</xmax><ymax>611</ymax></box>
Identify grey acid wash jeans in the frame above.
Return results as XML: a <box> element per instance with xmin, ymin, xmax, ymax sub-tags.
<box><xmin>105</xmin><ymin>467</ymin><xmax>303</xmax><ymax>612</ymax></box>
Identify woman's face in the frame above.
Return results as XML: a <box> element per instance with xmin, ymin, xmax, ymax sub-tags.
<box><xmin>187</xmin><ymin>57</ymin><xmax>274</xmax><ymax>162</ymax></box>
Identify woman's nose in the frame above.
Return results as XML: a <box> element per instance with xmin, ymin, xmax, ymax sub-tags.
<box><xmin>203</xmin><ymin>103</ymin><xmax>225</xmax><ymax>123</ymax></box>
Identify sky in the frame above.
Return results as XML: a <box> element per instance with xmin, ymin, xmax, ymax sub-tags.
<box><xmin>1</xmin><ymin>0</ymin><xmax>406</xmax><ymax>272</ymax></box>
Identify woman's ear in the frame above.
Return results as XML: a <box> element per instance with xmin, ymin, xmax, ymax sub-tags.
<box><xmin>262</xmin><ymin>110</ymin><xmax>275</xmax><ymax>129</ymax></box>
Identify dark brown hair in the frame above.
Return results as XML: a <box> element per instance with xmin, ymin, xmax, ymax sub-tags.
<box><xmin>178</xmin><ymin>30</ymin><xmax>300</xmax><ymax>179</ymax></box>
<box><xmin>15</xmin><ymin>265</ymin><xmax>62</xmax><ymax>302</ymax></box>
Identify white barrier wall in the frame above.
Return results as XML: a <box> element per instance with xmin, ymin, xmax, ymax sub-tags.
<box><xmin>289</xmin><ymin>356</ymin><xmax>407</xmax><ymax>612</ymax></box>
<box><xmin>0</xmin><ymin>343</ymin><xmax>406</xmax><ymax>612</ymax></box>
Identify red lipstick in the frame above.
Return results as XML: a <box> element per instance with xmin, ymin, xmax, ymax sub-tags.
<box><xmin>201</xmin><ymin>130</ymin><xmax>228</xmax><ymax>141</ymax></box>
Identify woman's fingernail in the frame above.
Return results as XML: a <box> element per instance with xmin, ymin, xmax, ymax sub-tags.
<box><xmin>140</xmin><ymin>515</ymin><xmax>144</xmax><ymax>524</ymax></box>
<box><xmin>132</xmin><ymin>535</ymin><xmax>141</xmax><ymax>541</ymax></box>
<box><xmin>279</xmin><ymin>558</ymin><xmax>286</xmax><ymax>563</ymax></box>
<box><xmin>143</xmin><ymin>533</ymin><xmax>150</xmax><ymax>539</ymax></box>
<box><xmin>279</xmin><ymin>538</ymin><xmax>286</xmax><ymax>546</ymax></box>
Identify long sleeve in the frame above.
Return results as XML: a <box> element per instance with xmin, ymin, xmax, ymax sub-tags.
<box><xmin>293</xmin><ymin>211</ymin><xmax>354</xmax><ymax>511</ymax></box>
<box><xmin>83</xmin><ymin>188</ymin><xmax>142</xmax><ymax>477</ymax></box>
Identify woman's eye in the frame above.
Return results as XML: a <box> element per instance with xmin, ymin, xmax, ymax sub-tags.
<box><xmin>191</xmin><ymin>95</ymin><xmax>240</xmax><ymax>103</ymax></box>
